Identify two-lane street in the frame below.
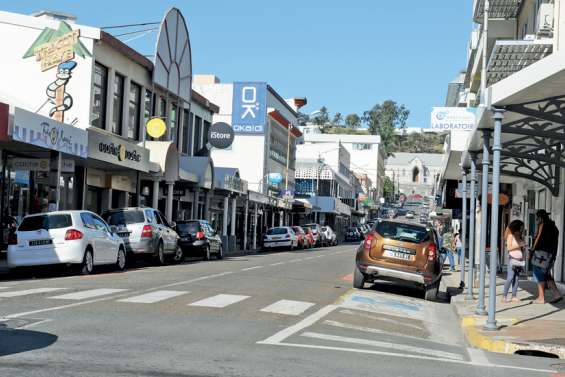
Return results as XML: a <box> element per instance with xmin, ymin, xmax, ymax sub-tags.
<box><xmin>0</xmin><ymin>244</ymin><xmax>559</xmax><ymax>376</ymax></box>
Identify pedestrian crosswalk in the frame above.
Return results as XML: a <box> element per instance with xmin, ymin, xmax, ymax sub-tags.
<box><xmin>0</xmin><ymin>285</ymin><xmax>317</xmax><ymax>316</ymax></box>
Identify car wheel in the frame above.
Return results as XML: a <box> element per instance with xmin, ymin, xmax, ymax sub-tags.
<box><xmin>424</xmin><ymin>281</ymin><xmax>439</xmax><ymax>301</ymax></box>
<box><xmin>203</xmin><ymin>245</ymin><xmax>211</xmax><ymax>261</ymax></box>
<box><xmin>116</xmin><ymin>247</ymin><xmax>126</xmax><ymax>271</ymax></box>
<box><xmin>353</xmin><ymin>265</ymin><xmax>366</xmax><ymax>289</ymax></box>
<box><xmin>156</xmin><ymin>241</ymin><xmax>167</xmax><ymax>266</ymax></box>
<box><xmin>172</xmin><ymin>245</ymin><xmax>184</xmax><ymax>264</ymax></box>
<box><xmin>216</xmin><ymin>244</ymin><xmax>224</xmax><ymax>260</ymax></box>
<box><xmin>81</xmin><ymin>249</ymin><xmax>94</xmax><ymax>275</ymax></box>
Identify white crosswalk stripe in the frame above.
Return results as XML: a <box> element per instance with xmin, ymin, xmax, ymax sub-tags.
<box><xmin>49</xmin><ymin>289</ymin><xmax>128</xmax><ymax>300</ymax></box>
<box><xmin>260</xmin><ymin>300</ymin><xmax>315</xmax><ymax>316</ymax></box>
<box><xmin>0</xmin><ymin>287</ymin><xmax>67</xmax><ymax>298</ymax></box>
<box><xmin>189</xmin><ymin>294</ymin><xmax>250</xmax><ymax>308</ymax></box>
<box><xmin>118</xmin><ymin>290</ymin><xmax>188</xmax><ymax>304</ymax></box>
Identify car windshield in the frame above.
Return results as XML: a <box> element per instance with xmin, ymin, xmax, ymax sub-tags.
<box><xmin>375</xmin><ymin>221</ymin><xmax>430</xmax><ymax>243</ymax></box>
<box><xmin>102</xmin><ymin>210</ymin><xmax>145</xmax><ymax>226</ymax></box>
<box><xmin>267</xmin><ymin>227</ymin><xmax>288</xmax><ymax>235</ymax></box>
<box><xmin>176</xmin><ymin>222</ymin><xmax>200</xmax><ymax>234</ymax></box>
<box><xmin>18</xmin><ymin>214</ymin><xmax>72</xmax><ymax>231</ymax></box>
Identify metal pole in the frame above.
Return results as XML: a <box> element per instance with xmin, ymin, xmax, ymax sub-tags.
<box><xmin>466</xmin><ymin>154</ymin><xmax>478</xmax><ymax>300</ymax></box>
<box><xmin>485</xmin><ymin>109</ymin><xmax>504</xmax><ymax>331</ymax></box>
<box><xmin>476</xmin><ymin>131</ymin><xmax>490</xmax><ymax>315</ymax></box>
<box><xmin>253</xmin><ymin>203</ymin><xmax>258</xmax><ymax>250</ymax></box>
<box><xmin>285</xmin><ymin>124</ymin><xmax>291</xmax><ymax>191</ymax></box>
<box><xmin>481</xmin><ymin>0</ymin><xmax>489</xmax><ymax>105</ymax></box>
<box><xmin>460</xmin><ymin>169</ymin><xmax>468</xmax><ymax>288</ymax></box>
<box><xmin>56</xmin><ymin>152</ymin><xmax>62</xmax><ymax>211</ymax></box>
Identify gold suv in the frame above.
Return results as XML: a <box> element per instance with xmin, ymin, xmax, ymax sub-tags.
<box><xmin>354</xmin><ymin>220</ymin><xmax>442</xmax><ymax>300</ymax></box>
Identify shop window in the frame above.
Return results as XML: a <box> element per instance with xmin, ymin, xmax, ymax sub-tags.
<box><xmin>112</xmin><ymin>73</ymin><xmax>124</xmax><ymax>135</ymax></box>
<box><xmin>170</xmin><ymin>104</ymin><xmax>178</xmax><ymax>144</ymax></box>
<box><xmin>181</xmin><ymin>109</ymin><xmax>190</xmax><ymax>154</ymax></box>
<box><xmin>128</xmin><ymin>82</ymin><xmax>141</xmax><ymax>140</ymax></box>
<box><xmin>193</xmin><ymin>115</ymin><xmax>202</xmax><ymax>154</ymax></box>
<box><xmin>187</xmin><ymin>111</ymin><xmax>194</xmax><ymax>156</ymax></box>
<box><xmin>203</xmin><ymin>120</ymin><xmax>211</xmax><ymax>147</ymax></box>
<box><xmin>91</xmin><ymin>63</ymin><xmax>108</xmax><ymax>129</ymax></box>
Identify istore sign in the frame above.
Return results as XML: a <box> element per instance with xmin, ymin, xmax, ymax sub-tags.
<box><xmin>430</xmin><ymin>107</ymin><xmax>476</xmax><ymax>131</ymax></box>
<box><xmin>207</xmin><ymin>122</ymin><xmax>234</xmax><ymax>149</ymax></box>
<box><xmin>231</xmin><ymin>82</ymin><xmax>267</xmax><ymax>134</ymax></box>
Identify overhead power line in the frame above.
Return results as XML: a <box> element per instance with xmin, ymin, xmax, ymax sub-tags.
<box><xmin>101</xmin><ymin>21</ymin><xmax>160</xmax><ymax>29</ymax></box>
<box><xmin>113</xmin><ymin>27</ymin><xmax>158</xmax><ymax>37</ymax></box>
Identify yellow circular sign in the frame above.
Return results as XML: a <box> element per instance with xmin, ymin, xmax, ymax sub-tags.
<box><xmin>146</xmin><ymin>117</ymin><xmax>167</xmax><ymax>138</ymax></box>
<box><xmin>118</xmin><ymin>144</ymin><xmax>126</xmax><ymax>161</ymax></box>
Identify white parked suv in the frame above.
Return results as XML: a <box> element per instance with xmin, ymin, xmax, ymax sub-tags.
<box><xmin>8</xmin><ymin>211</ymin><xmax>126</xmax><ymax>275</ymax></box>
<box><xmin>321</xmin><ymin>226</ymin><xmax>338</xmax><ymax>246</ymax></box>
<box><xmin>262</xmin><ymin>227</ymin><xmax>299</xmax><ymax>251</ymax></box>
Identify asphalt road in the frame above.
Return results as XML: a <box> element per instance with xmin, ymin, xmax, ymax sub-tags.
<box><xmin>0</xmin><ymin>243</ymin><xmax>561</xmax><ymax>377</ymax></box>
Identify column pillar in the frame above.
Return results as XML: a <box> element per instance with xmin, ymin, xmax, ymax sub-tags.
<box><xmin>476</xmin><ymin>130</ymin><xmax>491</xmax><ymax>316</ymax></box>
<box><xmin>204</xmin><ymin>190</ymin><xmax>211</xmax><ymax>221</ymax></box>
<box><xmin>466</xmin><ymin>153</ymin><xmax>478</xmax><ymax>301</ymax></box>
<box><xmin>243</xmin><ymin>198</ymin><xmax>249</xmax><ymax>251</ymax></box>
<box><xmin>253</xmin><ymin>203</ymin><xmax>258</xmax><ymax>250</ymax></box>
<box><xmin>152</xmin><ymin>179</ymin><xmax>159</xmax><ymax>209</ymax></box>
<box><xmin>279</xmin><ymin>210</ymin><xmax>283</xmax><ymax>227</ymax></box>
<box><xmin>485</xmin><ymin>109</ymin><xmax>504</xmax><ymax>331</ymax></box>
<box><xmin>222</xmin><ymin>196</ymin><xmax>229</xmax><ymax>236</ymax></box>
<box><xmin>460</xmin><ymin>168</ymin><xmax>468</xmax><ymax>288</ymax></box>
<box><xmin>166</xmin><ymin>181</ymin><xmax>174</xmax><ymax>222</ymax></box>
<box><xmin>231</xmin><ymin>197</ymin><xmax>237</xmax><ymax>236</ymax></box>
<box><xmin>271</xmin><ymin>210</ymin><xmax>275</xmax><ymax>227</ymax></box>
<box><xmin>192</xmin><ymin>189</ymin><xmax>199</xmax><ymax>219</ymax></box>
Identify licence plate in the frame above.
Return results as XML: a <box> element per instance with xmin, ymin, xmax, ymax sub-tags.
<box><xmin>384</xmin><ymin>250</ymin><xmax>412</xmax><ymax>260</ymax></box>
<box><xmin>29</xmin><ymin>239</ymin><xmax>53</xmax><ymax>247</ymax></box>
<box><xmin>271</xmin><ymin>236</ymin><xmax>280</xmax><ymax>240</ymax></box>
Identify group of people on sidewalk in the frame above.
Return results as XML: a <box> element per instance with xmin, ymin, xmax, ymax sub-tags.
<box><xmin>503</xmin><ymin>210</ymin><xmax>563</xmax><ymax>305</ymax></box>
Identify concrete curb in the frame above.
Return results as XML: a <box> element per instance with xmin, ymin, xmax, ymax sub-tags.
<box><xmin>461</xmin><ymin>315</ymin><xmax>565</xmax><ymax>359</ymax></box>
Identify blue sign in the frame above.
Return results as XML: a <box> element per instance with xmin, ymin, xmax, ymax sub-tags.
<box><xmin>15</xmin><ymin>170</ymin><xmax>30</xmax><ymax>185</ymax></box>
<box><xmin>267</xmin><ymin>173</ymin><xmax>283</xmax><ymax>185</ymax></box>
<box><xmin>231</xmin><ymin>82</ymin><xmax>267</xmax><ymax>134</ymax></box>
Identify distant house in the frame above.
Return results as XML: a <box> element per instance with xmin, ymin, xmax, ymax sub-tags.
<box><xmin>385</xmin><ymin>153</ymin><xmax>444</xmax><ymax>197</ymax></box>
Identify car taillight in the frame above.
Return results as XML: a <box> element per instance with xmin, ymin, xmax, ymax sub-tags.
<box><xmin>196</xmin><ymin>231</ymin><xmax>205</xmax><ymax>240</ymax></box>
<box><xmin>65</xmin><ymin>229</ymin><xmax>83</xmax><ymax>241</ymax></box>
<box><xmin>141</xmin><ymin>225</ymin><xmax>153</xmax><ymax>238</ymax></box>
<box><xmin>427</xmin><ymin>243</ymin><xmax>437</xmax><ymax>261</ymax></box>
<box><xmin>7</xmin><ymin>233</ymin><xmax>17</xmax><ymax>245</ymax></box>
<box><xmin>363</xmin><ymin>233</ymin><xmax>373</xmax><ymax>250</ymax></box>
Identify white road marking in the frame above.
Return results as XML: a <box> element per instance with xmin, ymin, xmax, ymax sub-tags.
<box><xmin>260</xmin><ymin>300</ymin><xmax>315</xmax><ymax>316</ymax></box>
<box><xmin>288</xmin><ymin>259</ymin><xmax>303</xmax><ymax>263</ymax></box>
<box><xmin>118</xmin><ymin>290</ymin><xmax>188</xmax><ymax>304</ymax></box>
<box><xmin>189</xmin><ymin>294</ymin><xmax>250</xmax><ymax>308</ymax></box>
<box><xmin>304</xmin><ymin>257</ymin><xmax>316</xmax><ymax>260</ymax></box>
<box><xmin>0</xmin><ymin>287</ymin><xmax>67</xmax><ymax>298</ymax></box>
<box><xmin>339</xmin><ymin>309</ymin><xmax>424</xmax><ymax>330</ymax></box>
<box><xmin>149</xmin><ymin>271</ymin><xmax>235</xmax><ymax>291</ymax></box>
<box><xmin>466</xmin><ymin>347</ymin><xmax>492</xmax><ymax>366</ymax></box>
<box><xmin>270</xmin><ymin>262</ymin><xmax>285</xmax><ymax>266</ymax></box>
<box><xmin>301</xmin><ymin>332</ymin><xmax>464</xmax><ymax>361</ymax></box>
<box><xmin>259</xmin><ymin>305</ymin><xmax>337</xmax><ymax>344</ymax></box>
<box><xmin>241</xmin><ymin>266</ymin><xmax>264</xmax><ymax>271</ymax></box>
<box><xmin>264</xmin><ymin>342</ymin><xmax>556</xmax><ymax>374</ymax></box>
<box><xmin>49</xmin><ymin>289</ymin><xmax>128</xmax><ymax>300</ymax></box>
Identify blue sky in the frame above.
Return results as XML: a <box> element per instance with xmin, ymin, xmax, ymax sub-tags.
<box><xmin>2</xmin><ymin>1</ymin><xmax>472</xmax><ymax>128</ymax></box>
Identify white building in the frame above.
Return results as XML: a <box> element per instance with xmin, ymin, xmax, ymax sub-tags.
<box><xmin>385</xmin><ymin>153</ymin><xmax>444</xmax><ymax>197</ymax></box>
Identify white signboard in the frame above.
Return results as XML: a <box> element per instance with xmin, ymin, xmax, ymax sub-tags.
<box><xmin>8</xmin><ymin>158</ymin><xmax>75</xmax><ymax>173</ymax></box>
<box><xmin>431</xmin><ymin>107</ymin><xmax>476</xmax><ymax>131</ymax></box>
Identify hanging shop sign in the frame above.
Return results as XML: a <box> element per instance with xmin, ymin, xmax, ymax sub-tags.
<box><xmin>430</xmin><ymin>107</ymin><xmax>476</xmax><ymax>131</ymax></box>
<box><xmin>87</xmin><ymin>129</ymin><xmax>150</xmax><ymax>172</ymax></box>
<box><xmin>146</xmin><ymin>117</ymin><xmax>167</xmax><ymax>139</ymax></box>
<box><xmin>231</xmin><ymin>82</ymin><xmax>267</xmax><ymax>134</ymax></box>
<box><xmin>207</xmin><ymin>122</ymin><xmax>234</xmax><ymax>149</ymax></box>
<box><xmin>12</xmin><ymin>108</ymin><xmax>88</xmax><ymax>158</ymax></box>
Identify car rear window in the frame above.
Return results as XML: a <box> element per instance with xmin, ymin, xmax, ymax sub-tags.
<box><xmin>267</xmin><ymin>228</ymin><xmax>288</xmax><ymax>235</ymax></box>
<box><xmin>19</xmin><ymin>214</ymin><xmax>72</xmax><ymax>231</ymax></box>
<box><xmin>375</xmin><ymin>221</ymin><xmax>430</xmax><ymax>243</ymax></box>
<box><xmin>102</xmin><ymin>210</ymin><xmax>145</xmax><ymax>226</ymax></box>
<box><xmin>176</xmin><ymin>222</ymin><xmax>200</xmax><ymax>234</ymax></box>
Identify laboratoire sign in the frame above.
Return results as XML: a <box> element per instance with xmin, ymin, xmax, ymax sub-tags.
<box><xmin>430</xmin><ymin>107</ymin><xmax>476</xmax><ymax>131</ymax></box>
<box><xmin>87</xmin><ymin>129</ymin><xmax>149</xmax><ymax>172</ymax></box>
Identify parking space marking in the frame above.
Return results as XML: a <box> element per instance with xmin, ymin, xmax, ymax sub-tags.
<box><xmin>118</xmin><ymin>290</ymin><xmax>188</xmax><ymax>304</ymax></box>
<box><xmin>189</xmin><ymin>294</ymin><xmax>250</xmax><ymax>308</ymax></box>
<box><xmin>49</xmin><ymin>289</ymin><xmax>128</xmax><ymax>300</ymax></box>
<box><xmin>339</xmin><ymin>309</ymin><xmax>424</xmax><ymax>330</ymax></box>
<box><xmin>0</xmin><ymin>287</ymin><xmax>67</xmax><ymax>298</ymax></box>
<box><xmin>270</xmin><ymin>262</ymin><xmax>285</xmax><ymax>266</ymax></box>
<box><xmin>241</xmin><ymin>266</ymin><xmax>264</xmax><ymax>271</ymax></box>
<box><xmin>260</xmin><ymin>300</ymin><xmax>315</xmax><ymax>316</ymax></box>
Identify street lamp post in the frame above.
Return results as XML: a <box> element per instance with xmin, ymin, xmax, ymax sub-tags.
<box><xmin>285</xmin><ymin>123</ymin><xmax>293</xmax><ymax>191</ymax></box>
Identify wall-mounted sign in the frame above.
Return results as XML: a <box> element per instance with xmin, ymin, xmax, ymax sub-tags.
<box><xmin>267</xmin><ymin>173</ymin><xmax>283</xmax><ymax>185</ymax></box>
<box><xmin>431</xmin><ymin>107</ymin><xmax>476</xmax><ymax>131</ymax></box>
<box><xmin>146</xmin><ymin>117</ymin><xmax>167</xmax><ymax>138</ymax></box>
<box><xmin>207</xmin><ymin>122</ymin><xmax>234</xmax><ymax>149</ymax></box>
<box><xmin>87</xmin><ymin>128</ymin><xmax>149</xmax><ymax>172</ymax></box>
<box><xmin>163</xmin><ymin>187</ymin><xmax>187</xmax><ymax>197</ymax></box>
<box><xmin>8</xmin><ymin>158</ymin><xmax>75</xmax><ymax>173</ymax></box>
<box><xmin>231</xmin><ymin>82</ymin><xmax>267</xmax><ymax>134</ymax></box>
<box><xmin>12</xmin><ymin>108</ymin><xmax>88</xmax><ymax>158</ymax></box>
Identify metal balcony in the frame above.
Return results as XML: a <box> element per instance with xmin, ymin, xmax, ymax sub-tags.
<box><xmin>473</xmin><ymin>0</ymin><xmax>523</xmax><ymax>23</ymax></box>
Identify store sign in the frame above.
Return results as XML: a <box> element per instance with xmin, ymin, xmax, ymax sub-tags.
<box><xmin>267</xmin><ymin>173</ymin><xmax>283</xmax><ymax>185</ymax></box>
<box><xmin>88</xmin><ymin>129</ymin><xmax>149</xmax><ymax>172</ymax></box>
<box><xmin>12</xmin><ymin>107</ymin><xmax>88</xmax><ymax>158</ymax></box>
<box><xmin>163</xmin><ymin>187</ymin><xmax>186</xmax><ymax>197</ymax></box>
<box><xmin>8</xmin><ymin>158</ymin><xmax>75</xmax><ymax>173</ymax></box>
<box><xmin>430</xmin><ymin>107</ymin><xmax>476</xmax><ymax>130</ymax></box>
<box><xmin>208</xmin><ymin>122</ymin><xmax>234</xmax><ymax>149</ymax></box>
<box><xmin>231</xmin><ymin>82</ymin><xmax>267</xmax><ymax>134</ymax></box>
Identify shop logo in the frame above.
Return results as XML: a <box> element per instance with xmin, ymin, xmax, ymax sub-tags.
<box><xmin>118</xmin><ymin>144</ymin><xmax>126</xmax><ymax>161</ymax></box>
<box><xmin>207</xmin><ymin>122</ymin><xmax>234</xmax><ymax>149</ymax></box>
<box><xmin>98</xmin><ymin>142</ymin><xmax>141</xmax><ymax>163</ymax></box>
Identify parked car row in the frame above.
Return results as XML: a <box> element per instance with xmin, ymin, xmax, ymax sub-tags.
<box><xmin>344</xmin><ymin>224</ymin><xmax>373</xmax><ymax>242</ymax></box>
<box><xmin>262</xmin><ymin>224</ymin><xmax>339</xmax><ymax>251</ymax></box>
<box><xmin>7</xmin><ymin>207</ymin><xmax>225</xmax><ymax>275</ymax></box>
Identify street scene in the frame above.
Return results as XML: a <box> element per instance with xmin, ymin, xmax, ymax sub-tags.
<box><xmin>0</xmin><ymin>1</ymin><xmax>565</xmax><ymax>376</ymax></box>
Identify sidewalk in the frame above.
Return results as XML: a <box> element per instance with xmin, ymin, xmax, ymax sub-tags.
<box><xmin>442</xmin><ymin>266</ymin><xmax>565</xmax><ymax>358</ymax></box>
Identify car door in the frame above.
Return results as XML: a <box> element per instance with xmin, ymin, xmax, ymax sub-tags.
<box><xmin>91</xmin><ymin>214</ymin><xmax>117</xmax><ymax>263</ymax></box>
<box><xmin>157</xmin><ymin>211</ymin><xmax>174</xmax><ymax>252</ymax></box>
<box><xmin>203</xmin><ymin>222</ymin><xmax>219</xmax><ymax>253</ymax></box>
<box><xmin>152</xmin><ymin>210</ymin><xmax>166</xmax><ymax>250</ymax></box>
<box><xmin>80</xmin><ymin>212</ymin><xmax>106</xmax><ymax>264</ymax></box>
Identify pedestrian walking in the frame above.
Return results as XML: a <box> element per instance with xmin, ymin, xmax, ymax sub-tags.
<box><xmin>440</xmin><ymin>228</ymin><xmax>455</xmax><ymax>272</ymax></box>
<box><xmin>502</xmin><ymin>220</ymin><xmax>526</xmax><ymax>303</ymax></box>
<box><xmin>454</xmin><ymin>232</ymin><xmax>463</xmax><ymax>267</ymax></box>
<box><xmin>530</xmin><ymin>210</ymin><xmax>562</xmax><ymax>304</ymax></box>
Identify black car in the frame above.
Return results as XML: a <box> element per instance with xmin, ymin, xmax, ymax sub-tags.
<box><xmin>345</xmin><ymin>227</ymin><xmax>362</xmax><ymax>242</ymax></box>
<box><xmin>175</xmin><ymin>220</ymin><xmax>223</xmax><ymax>260</ymax></box>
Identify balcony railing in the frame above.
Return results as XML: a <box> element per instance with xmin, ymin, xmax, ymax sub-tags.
<box><xmin>473</xmin><ymin>0</ymin><xmax>523</xmax><ymax>23</ymax></box>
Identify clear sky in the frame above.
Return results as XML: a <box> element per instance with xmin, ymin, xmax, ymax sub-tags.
<box><xmin>1</xmin><ymin>1</ymin><xmax>472</xmax><ymax>128</ymax></box>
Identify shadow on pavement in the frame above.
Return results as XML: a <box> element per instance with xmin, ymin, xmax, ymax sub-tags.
<box><xmin>0</xmin><ymin>324</ymin><xmax>58</xmax><ymax>357</ymax></box>
<box><xmin>366</xmin><ymin>280</ymin><xmax>450</xmax><ymax>303</ymax></box>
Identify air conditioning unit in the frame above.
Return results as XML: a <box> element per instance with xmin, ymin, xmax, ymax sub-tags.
<box><xmin>537</xmin><ymin>2</ymin><xmax>554</xmax><ymax>38</ymax></box>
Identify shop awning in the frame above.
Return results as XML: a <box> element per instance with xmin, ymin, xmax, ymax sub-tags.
<box><xmin>214</xmin><ymin>167</ymin><xmax>247</xmax><ymax>193</ymax></box>
<box><xmin>145</xmin><ymin>141</ymin><xmax>180</xmax><ymax>181</ymax></box>
<box><xmin>179</xmin><ymin>156</ymin><xmax>214</xmax><ymax>189</ymax></box>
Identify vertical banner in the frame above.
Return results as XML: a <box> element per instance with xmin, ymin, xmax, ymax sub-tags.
<box><xmin>231</xmin><ymin>82</ymin><xmax>267</xmax><ymax>134</ymax></box>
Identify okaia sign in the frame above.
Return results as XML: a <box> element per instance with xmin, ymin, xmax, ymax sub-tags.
<box><xmin>207</xmin><ymin>122</ymin><xmax>234</xmax><ymax>149</ymax></box>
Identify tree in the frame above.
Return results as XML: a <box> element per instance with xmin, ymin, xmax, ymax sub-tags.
<box><xmin>332</xmin><ymin>112</ymin><xmax>343</xmax><ymax>127</ymax></box>
<box><xmin>312</xmin><ymin>106</ymin><xmax>330</xmax><ymax>132</ymax></box>
<box><xmin>344</xmin><ymin>113</ymin><xmax>361</xmax><ymax>128</ymax></box>
<box><xmin>297</xmin><ymin>111</ymin><xmax>310</xmax><ymax>127</ymax></box>
<box><xmin>383</xmin><ymin>176</ymin><xmax>395</xmax><ymax>201</ymax></box>
<box><xmin>363</xmin><ymin>100</ymin><xmax>409</xmax><ymax>156</ymax></box>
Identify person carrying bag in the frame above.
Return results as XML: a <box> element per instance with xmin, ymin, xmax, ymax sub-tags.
<box><xmin>503</xmin><ymin>220</ymin><xmax>526</xmax><ymax>303</ymax></box>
